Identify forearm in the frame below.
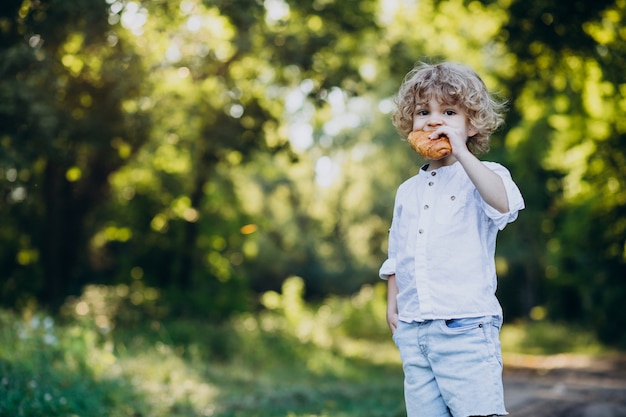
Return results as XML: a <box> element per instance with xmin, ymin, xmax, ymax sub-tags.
<box><xmin>387</xmin><ymin>274</ymin><xmax>399</xmax><ymax>333</ymax></box>
<box><xmin>456</xmin><ymin>151</ymin><xmax>509</xmax><ymax>213</ymax></box>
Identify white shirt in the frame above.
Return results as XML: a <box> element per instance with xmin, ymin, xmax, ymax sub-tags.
<box><xmin>379</xmin><ymin>161</ymin><xmax>525</xmax><ymax>322</ymax></box>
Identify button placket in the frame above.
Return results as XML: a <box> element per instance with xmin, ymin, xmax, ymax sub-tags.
<box><xmin>418</xmin><ymin>176</ymin><xmax>436</xmax><ymax>237</ymax></box>
<box><xmin>414</xmin><ymin>173</ymin><xmax>436</xmax><ymax>317</ymax></box>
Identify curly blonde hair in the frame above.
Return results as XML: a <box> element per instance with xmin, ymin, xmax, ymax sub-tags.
<box><xmin>392</xmin><ymin>62</ymin><xmax>507</xmax><ymax>155</ymax></box>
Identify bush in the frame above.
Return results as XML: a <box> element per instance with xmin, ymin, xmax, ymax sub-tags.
<box><xmin>0</xmin><ymin>310</ymin><xmax>146</xmax><ymax>417</ymax></box>
<box><xmin>0</xmin><ymin>280</ymin><xmax>617</xmax><ymax>417</ymax></box>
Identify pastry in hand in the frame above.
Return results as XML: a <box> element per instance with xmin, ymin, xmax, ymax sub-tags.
<box><xmin>407</xmin><ymin>130</ymin><xmax>452</xmax><ymax>160</ymax></box>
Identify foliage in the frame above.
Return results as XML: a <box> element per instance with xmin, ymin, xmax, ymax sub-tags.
<box><xmin>1</xmin><ymin>0</ymin><xmax>626</xmax><ymax>347</ymax></box>
<box><xmin>0</xmin><ymin>281</ymin><xmax>407</xmax><ymax>417</ymax></box>
<box><xmin>0</xmin><ymin>0</ymin><xmax>151</xmax><ymax>309</ymax></box>
<box><xmin>501</xmin><ymin>320</ymin><xmax>607</xmax><ymax>356</ymax></box>
<box><xmin>0</xmin><ymin>310</ymin><xmax>143</xmax><ymax>416</ymax></box>
<box><xmin>487</xmin><ymin>0</ymin><xmax>626</xmax><ymax>345</ymax></box>
<box><xmin>0</xmin><ymin>281</ymin><xmax>618</xmax><ymax>416</ymax></box>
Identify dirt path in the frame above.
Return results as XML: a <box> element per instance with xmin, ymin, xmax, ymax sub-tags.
<box><xmin>503</xmin><ymin>354</ymin><xmax>626</xmax><ymax>416</ymax></box>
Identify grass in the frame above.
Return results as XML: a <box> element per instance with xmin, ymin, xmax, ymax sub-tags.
<box><xmin>0</xmin><ymin>277</ymin><xmax>618</xmax><ymax>416</ymax></box>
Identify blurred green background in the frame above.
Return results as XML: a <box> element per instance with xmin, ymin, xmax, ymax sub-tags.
<box><xmin>0</xmin><ymin>0</ymin><xmax>625</xmax><ymax>415</ymax></box>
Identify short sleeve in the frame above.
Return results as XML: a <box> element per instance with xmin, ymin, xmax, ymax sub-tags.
<box><xmin>379</xmin><ymin>258</ymin><xmax>395</xmax><ymax>280</ymax></box>
<box><xmin>481</xmin><ymin>162</ymin><xmax>525</xmax><ymax>230</ymax></box>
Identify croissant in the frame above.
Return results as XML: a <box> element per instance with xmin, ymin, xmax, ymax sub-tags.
<box><xmin>407</xmin><ymin>130</ymin><xmax>452</xmax><ymax>160</ymax></box>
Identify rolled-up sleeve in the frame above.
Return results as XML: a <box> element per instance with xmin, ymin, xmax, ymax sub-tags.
<box><xmin>379</xmin><ymin>258</ymin><xmax>395</xmax><ymax>280</ymax></box>
<box><xmin>481</xmin><ymin>162</ymin><xmax>525</xmax><ymax>230</ymax></box>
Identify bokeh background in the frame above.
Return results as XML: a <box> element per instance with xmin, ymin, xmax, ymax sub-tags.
<box><xmin>1</xmin><ymin>0</ymin><xmax>625</xmax><ymax>415</ymax></box>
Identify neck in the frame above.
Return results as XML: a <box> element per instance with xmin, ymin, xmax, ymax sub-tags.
<box><xmin>426</xmin><ymin>155</ymin><xmax>457</xmax><ymax>170</ymax></box>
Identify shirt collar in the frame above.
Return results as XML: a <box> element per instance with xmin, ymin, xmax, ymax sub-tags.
<box><xmin>419</xmin><ymin>161</ymin><xmax>460</xmax><ymax>175</ymax></box>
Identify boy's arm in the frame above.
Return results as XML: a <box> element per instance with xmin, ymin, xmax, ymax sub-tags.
<box><xmin>455</xmin><ymin>151</ymin><xmax>509</xmax><ymax>213</ymax></box>
<box><xmin>387</xmin><ymin>274</ymin><xmax>399</xmax><ymax>334</ymax></box>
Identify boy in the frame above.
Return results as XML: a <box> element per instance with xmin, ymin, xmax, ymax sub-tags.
<box><xmin>379</xmin><ymin>62</ymin><xmax>525</xmax><ymax>417</ymax></box>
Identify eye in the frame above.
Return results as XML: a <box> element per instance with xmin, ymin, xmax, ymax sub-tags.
<box><xmin>444</xmin><ymin>109</ymin><xmax>457</xmax><ymax>116</ymax></box>
<box><xmin>415</xmin><ymin>109</ymin><xmax>429</xmax><ymax>116</ymax></box>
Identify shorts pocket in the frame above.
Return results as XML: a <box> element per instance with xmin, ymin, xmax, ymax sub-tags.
<box><xmin>444</xmin><ymin>317</ymin><xmax>485</xmax><ymax>330</ymax></box>
<box><xmin>490</xmin><ymin>320</ymin><xmax>504</xmax><ymax>366</ymax></box>
<box><xmin>391</xmin><ymin>321</ymin><xmax>404</xmax><ymax>346</ymax></box>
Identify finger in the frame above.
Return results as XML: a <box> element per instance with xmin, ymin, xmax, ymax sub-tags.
<box><xmin>429</xmin><ymin>129</ymin><xmax>447</xmax><ymax>140</ymax></box>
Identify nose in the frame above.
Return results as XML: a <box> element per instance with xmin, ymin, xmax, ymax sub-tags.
<box><xmin>426</xmin><ymin>113</ymin><xmax>443</xmax><ymax>127</ymax></box>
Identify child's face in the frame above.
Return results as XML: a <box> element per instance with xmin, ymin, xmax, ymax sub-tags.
<box><xmin>412</xmin><ymin>98</ymin><xmax>476</xmax><ymax>138</ymax></box>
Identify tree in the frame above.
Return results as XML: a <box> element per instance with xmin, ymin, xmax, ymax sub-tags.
<box><xmin>2</xmin><ymin>0</ymin><xmax>625</xmax><ymax>349</ymax></box>
<box><xmin>485</xmin><ymin>0</ymin><xmax>626</xmax><ymax>344</ymax></box>
<box><xmin>0</xmin><ymin>0</ymin><xmax>150</xmax><ymax>308</ymax></box>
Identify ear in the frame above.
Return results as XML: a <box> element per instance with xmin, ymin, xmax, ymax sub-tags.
<box><xmin>467</xmin><ymin>123</ymin><xmax>478</xmax><ymax>138</ymax></box>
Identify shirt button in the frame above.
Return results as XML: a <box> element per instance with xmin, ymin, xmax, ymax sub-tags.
<box><xmin>418</xmin><ymin>229</ymin><xmax>424</xmax><ymax>234</ymax></box>
<box><xmin>428</xmin><ymin>181</ymin><xmax>434</xmax><ymax>186</ymax></box>
<box><xmin>450</xmin><ymin>195</ymin><xmax>456</xmax><ymax>200</ymax></box>
<box><xmin>431</xmin><ymin>171</ymin><xmax>437</xmax><ymax>176</ymax></box>
<box><xmin>424</xmin><ymin>205</ymin><xmax>429</xmax><ymax>210</ymax></box>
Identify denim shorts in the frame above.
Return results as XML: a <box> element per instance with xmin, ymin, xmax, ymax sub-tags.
<box><xmin>392</xmin><ymin>316</ymin><xmax>507</xmax><ymax>417</ymax></box>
